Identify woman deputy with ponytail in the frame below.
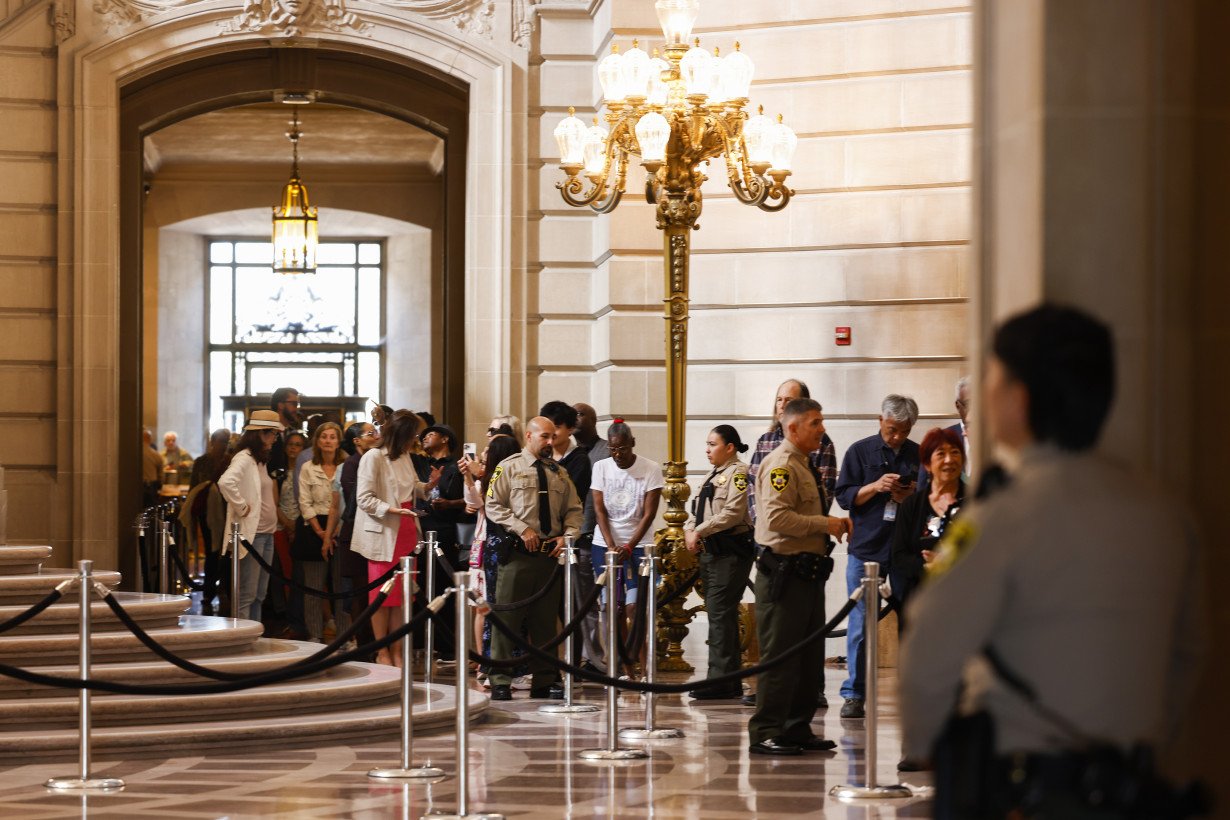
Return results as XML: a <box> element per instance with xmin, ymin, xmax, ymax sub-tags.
<box><xmin>684</xmin><ymin>425</ymin><xmax>755</xmax><ymax>700</ymax></box>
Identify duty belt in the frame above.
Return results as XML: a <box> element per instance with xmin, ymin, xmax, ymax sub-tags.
<box><xmin>756</xmin><ymin>547</ymin><xmax>833</xmax><ymax>602</ymax></box>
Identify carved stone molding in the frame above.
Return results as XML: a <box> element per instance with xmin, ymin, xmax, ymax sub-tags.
<box><xmin>52</xmin><ymin>0</ymin><xmax>75</xmax><ymax>41</ymax></box>
<box><xmin>219</xmin><ymin>0</ymin><xmax>369</xmax><ymax>37</ymax></box>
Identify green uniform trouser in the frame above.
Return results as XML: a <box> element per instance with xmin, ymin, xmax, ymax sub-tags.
<box><xmin>490</xmin><ymin>550</ymin><xmax>562</xmax><ymax>688</ymax></box>
<box><xmin>700</xmin><ymin>550</ymin><xmax>754</xmax><ymax>680</ymax></box>
<box><xmin>747</xmin><ymin>565</ymin><xmax>826</xmax><ymax>745</ymax></box>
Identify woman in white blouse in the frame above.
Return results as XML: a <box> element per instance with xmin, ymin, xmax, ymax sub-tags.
<box><xmin>295</xmin><ymin>422</ymin><xmax>344</xmax><ymax>643</ymax></box>
<box><xmin>354</xmin><ymin>410</ymin><xmax>438</xmax><ymax>666</ymax></box>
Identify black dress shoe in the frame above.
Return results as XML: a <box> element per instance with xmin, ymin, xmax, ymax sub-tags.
<box><xmin>689</xmin><ymin>686</ymin><xmax>742</xmax><ymax>700</ymax></box>
<box><xmin>741</xmin><ymin>693</ymin><xmax>756</xmax><ymax>706</ymax></box>
<box><xmin>490</xmin><ymin>685</ymin><xmax>512</xmax><ymax>701</ymax></box>
<box><xmin>840</xmin><ymin>697</ymin><xmax>865</xmax><ymax>718</ymax></box>
<box><xmin>817</xmin><ymin>692</ymin><xmax>828</xmax><ymax>709</ymax></box>
<box><xmin>798</xmin><ymin>736</ymin><xmax>837</xmax><ymax>751</ymax></box>
<box><xmin>530</xmin><ymin>684</ymin><xmax>564</xmax><ymax>699</ymax></box>
<box><xmin>749</xmin><ymin>737</ymin><xmax>802</xmax><ymax>756</ymax></box>
<box><xmin>897</xmin><ymin>757</ymin><xmax>931</xmax><ymax>772</ymax></box>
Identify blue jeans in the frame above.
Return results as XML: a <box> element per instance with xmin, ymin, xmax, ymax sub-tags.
<box><xmin>590</xmin><ymin>545</ymin><xmax>644</xmax><ymax>605</ymax></box>
<box><xmin>841</xmin><ymin>554</ymin><xmax>866</xmax><ymax>700</ymax></box>
<box><xmin>239</xmin><ymin>533</ymin><xmax>275</xmax><ymax>622</ymax></box>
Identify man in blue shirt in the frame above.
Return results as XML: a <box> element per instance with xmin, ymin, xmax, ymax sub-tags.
<box><xmin>834</xmin><ymin>394</ymin><xmax>920</xmax><ymax>718</ymax></box>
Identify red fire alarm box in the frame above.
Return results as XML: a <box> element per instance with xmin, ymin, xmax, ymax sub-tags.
<box><xmin>835</xmin><ymin>327</ymin><xmax>852</xmax><ymax>346</ymax></box>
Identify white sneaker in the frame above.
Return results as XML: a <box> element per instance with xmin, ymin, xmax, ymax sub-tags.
<box><xmin>511</xmin><ymin>675</ymin><xmax>532</xmax><ymax>690</ymax></box>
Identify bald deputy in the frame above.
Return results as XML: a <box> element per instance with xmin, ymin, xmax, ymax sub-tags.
<box><xmin>748</xmin><ymin>397</ymin><xmax>853</xmax><ymax>756</ymax></box>
<box><xmin>484</xmin><ymin>416</ymin><xmax>583</xmax><ymax>702</ymax></box>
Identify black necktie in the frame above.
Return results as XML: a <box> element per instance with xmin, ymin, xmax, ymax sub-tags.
<box><xmin>534</xmin><ymin>460</ymin><xmax>553</xmax><ymax>536</ymax></box>
<box><xmin>694</xmin><ymin>469</ymin><xmax>718</xmax><ymax>526</ymax></box>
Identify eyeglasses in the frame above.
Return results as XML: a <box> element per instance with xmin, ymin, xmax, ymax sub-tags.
<box><xmin>359</xmin><ymin>431</ymin><xmax>378</xmax><ymax>438</ymax></box>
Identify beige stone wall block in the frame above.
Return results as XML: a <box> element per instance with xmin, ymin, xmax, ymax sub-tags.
<box><xmin>537</xmin><ymin>267</ymin><xmax>596</xmax><ymax>316</ymax></box>
<box><xmin>0</xmin><ymin>54</ymin><xmax>53</xmax><ymax>101</ymax></box>
<box><xmin>0</xmin><ymin>159</ymin><xmax>53</xmax><ymax>205</ymax></box>
<box><xmin>843</xmin><ymin>246</ymin><xmax>968</xmax><ymax>301</ymax></box>
<box><xmin>538</xmin><ymin>14</ymin><xmax>604</xmax><ymax>57</ymax></box>
<box><xmin>899</xmin><ymin>187</ymin><xmax>971</xmax><ymax>242</ymax></box>
<box><xmin>841</xmin><ymin>361</ymin><xmax>968</xmax><ymax>417</ymax></box>
<box><xmin>605</xmin><ymin>256</ymin><xmax>656</xmax><ymax>305</ymax></box>
<box><xmin>536</xmin><ymin>320</ymin><xmax>593</xmax><ymax>367</ymax></box>
<box><xmin>0</xmin><ymin>364</ymin><xmax>53</xmax><ymax>413</ymax></box>
<box><xmin>534</xmin><ymin>371</ymin><xmax>595</xmax><ymax>407</ymax></box>
<box><xmin>604</xmin><ymin>312</ymin><xmax>661</xmax><ymax>361</ymax></box>
<box><xmin>2</xmin><ymin>469</ymin><xmax>52</xmax><ymax>544</ymax></box>
<box><xmin>901</xmin><ymin>71</ymin><xmax>974</xmax><ymax>127</ymax></box>
<box><xmin>0</xmin><ymin>262</ymin><xmax>53</xmax><ymax>309</ymax></box>
<box><xmin>538</xmin><ymin>61</ymin><xmax>600</xmax><ymax>110</ymax></box>
<box><xmin>0</xmin><ymin>4</ymin><xmax>54</xmax><ymax>48</ymax></box>
<box><xmin>843</xmin><ymin>130</ymin><xmax>972</xmax><ymax>188</ymax></box>
<box><xmin>0</xmin><ymin>418</ymin><xmax>53</xmax><ymax>466</ymax></box>
<box><xmin>536</xmin><ymin>214</ymin><xmax>609</xmax><ymax>264</ymax></box>
<box><xmin>611</xmin><ymin>0</ymin><xmax>969</xmax><ymax>35</ymax></box>
<box><xmin>0</xmin><ymin>106</ymin><xmax>55</xmax><ymax>153</ymax></box>
<box><xmin>684</xmin><ymin>367</ymin><xmax>738</xmax><ymax>416</ymax></box>
<box><xmin>0</xmin><ymin>314</ymin><xmax>52</xmax><ymax>362</ymax></box>
<box><xmin>0</xmin><ymin>212</ymin><xmax>53</xmax><ymax>258</ymax></box>
<box><xmin>607</xmin><ymin>368</ymin><xmax>655</xmax><ymax>416</ymax></box>
<box><xmin>606</xmin><ymin>202</ymin><xmax>664</xmax><ymax>252</ymax></box>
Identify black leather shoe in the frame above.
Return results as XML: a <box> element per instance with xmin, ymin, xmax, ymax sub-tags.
<box><xmin>741</xmin><ymin>693</ymin><xmax>756</xmax><ymax>706</ymax></box>
<box><xmin>749</xmin><ymin>737</ymin><xmax>802</xmax><ymax>756</ymax></box>
<box><xmin>689</xmin><ymin>686</ymin><xmax>742</xmax><ymax>700</ymax></box>
<box><xmin>817</xmin><ymin>692</ymin><xmax>828</xmax><ymax>709</ymax></box>
<box><xmin>530</xmin><ymin>684</ymin><xmax>564</xmax><ymax>699</ymax></box>
<box><xmin>840</xmin><ymin>697</ymin><xmax>865</xmax><ymax>718</ymax></box>
<box><xmin>798</xmin><ymin>736</ymin><xmax>837</xmax><ymax>751</ymax></box>
<box><xmin>490</xmin><ymin>685</ymin><xmax>512</xmax><ymax>701</ymax></box>
<box><xmin>897</xmin><ymin>757</ymin><xmax>930</xmax><ymax>772</ymax></box>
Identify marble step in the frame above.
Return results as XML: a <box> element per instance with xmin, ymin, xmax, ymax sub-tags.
<box><xmin>0</xmin><ymin>591</ymin><xmax>189</xmax><ymax>635</ymax></box>
<box><xmin>0</xmin><ymin>614</ymin><xmax>263</xmax><ymax>664</ymax></box>
<box><xmin>0</xmin><ymin>569</ymin><xmax>123</xmax><ymax>604</ymax></box>
<box><xmin>0</xmin><ymin>545</ymin><xmax>52</xmax><ymax>575</ymax></box>
<box><xmin>0</xmin><ymin>681</ymin><xmax>489</xmax><ymax>760</ymax></box>
<box><xmin>0</xmin><ymin>660</ymin><xmax>402</xmax><ymax>728</ymax></box>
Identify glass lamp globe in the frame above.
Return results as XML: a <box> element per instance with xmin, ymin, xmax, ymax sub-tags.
<box><xmin>621</xmin><ymin>40</ymin><xmax>654</xmax><ymax>100</ymax></box>
<box><xmin>554</xmin><ymin>107</ymin><xmax>588</xmax><ymax>167</ymax></box>
<box><xmin>582</xmin><ymin>120</ymin><xmax>610</xmax><ymax>177</ymax></box>
<box><xmin>635</xmin><ymin>111</ymin><xmax>671</xmax><ymax>164</ymax></box>
<box><xmin>743</xmin><ymin>107</ymin><xmax>775</xmax><ymax>168</ymax></box>
<box><xmin>770</xmin><ymin>117</ymin><xmax>798</xmax><ymax>173</ymax></box>
<box><xmin>598</xmin><ymin>46</ymin><xmax>626</xmax><ymax>103</ymax></box>
<box><xmin>680</xmin><ymin>41</ymin><xmax>716</xmax><ymax>98</ymax></box>
<box><xmin>654</xmin><ymin>0</ymin><xmax>700</xmax><ymax>46</ymax></box>
<box><xmin>720</xmin><ymin>43</ymin><xmax>754</xmax><ymax>101</ymax></box>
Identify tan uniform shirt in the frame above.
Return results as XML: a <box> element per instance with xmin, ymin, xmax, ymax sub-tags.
<box><xmin>753</xmin><ymin>439</ymin><xmax>833</xmax><ymax>556</ymax></box>
<box><xmin>685</xmin><ymin>457</ymin><xmax>752</xmax><ymax>539</ymax></box>
<box><xmin>898</xmin><ymin>445</ymin><xmax>1204</xmax><ymax>758</ymax></box>
<box><xmin>485</xmin><ymin>447</ymin><xmax>584</xmax><ymax>541</ymax></box>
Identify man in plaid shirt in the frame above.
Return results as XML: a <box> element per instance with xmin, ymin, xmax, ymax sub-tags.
<box><xmin>745</xmin><ymin>378</ymin><xmax>837</xmax><ymax>709</ymax></box>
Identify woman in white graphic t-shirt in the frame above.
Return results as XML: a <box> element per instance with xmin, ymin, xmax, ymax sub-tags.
<box><xmin>590</xmin><ymin>419</ymin><xmax>663</xmax><ymax>676</ymax></box>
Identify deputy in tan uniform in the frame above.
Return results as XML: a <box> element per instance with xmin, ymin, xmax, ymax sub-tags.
<box><xmin>485</xmin><ymin>416</ymin><xmax>584</xmax><ymax>702</ymax></box>
<box><xmin>748</xmin><ymin>397</ymin><xmax>852</xmax><ymax>755</ymax></box>
<box><xmin>684</xmin><ymin>424</ymin><xmax>754</xmax><ymax>700</ymax></box>
<box><xmin>900</xmin><ymin>306</ymin><xmax>1204</xmax><ymax>818</ymax></box>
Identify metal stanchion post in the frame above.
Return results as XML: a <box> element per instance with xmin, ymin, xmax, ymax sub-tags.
<box><xmin>579</xmin><ymin>551</ymin><xmax>647</xmax><ymax>761</ymax></box>
<box><xmin>230</xmin><ymin>522</ymin><xmax>241</xmax><ymax>620</ymax></box>
<box><xmin>829</xmin><ymin>561</ymin><xmax>911</xmax><ymax>800</ymax></box>
<box><xmin>156</xmin><ymin>513</ymin><xmax>169</xmax><ymax>596</ymax></box>
<box><xmin>45</xmin><ymin>561</ymin><xmax>124</xmax><ymax>792</ymax></box>
<box><xmin>425</xmin><ymin>571</ymin><xmax>504</xmax><ymax>820</ymax></box>
<box><xmin>540</xmin><ymin>535</ymin><xmax>599</xmax><ymax>715</ymax></box>
<box><xmin>424</xmin><ymin>532</ymin><xmax>437</xmax><ymax>686</ymax></box>
<box><xmin>370</xmin><ymin>556</ymin><xmax>444</xmax><ymax>781</ymax></box>
<box><xmin>620</xmin><ymin>545</ymin><xmax>682</xmax><ymax>740</ymax></box>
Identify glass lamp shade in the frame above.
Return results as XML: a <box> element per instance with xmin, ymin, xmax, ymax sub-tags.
<box><xmin>680</xmin><ymin>42</ymin><xmax>715</xmax><ymax>97</ymax></box>
<box><xmin>635</xmin><ymin>111</ymin><xmax>671</xmax><ymax>163</ymax></box>
<box><xmin>554</xmin><ymin>108</ymin><xmax>589</xmax><ymax>166</ymax></box>
<box><xmin>770</xmin><ymin>118</ymin><xmax>798</xmax><ymax>172</ymax></box>
<box><xmin>598</xmin><ymin>47</ymin><xmax>625</xmax><ymax>102</ymax></box>
<box><xmin>720</xmin><ymin>44</ymin><xmax>754</xmax><ymax>101</ymax></box>
<box><xmin>272</xmin><ymin>175</ymin><xmax>318</xmax><ymax>274</ymax></box>
<box><xmin>648</xmin><ymin>55</ymin><xmax>671</xmax><ymax>106</ymax></box>
<box><xmin>582</xmin><ymin>122</ymin><xmax>609</xmax><ymax>176</ymax></box>
<box><xmin>621</xmin><ymin>41</ymin><xmax>653</xmax><ymax>99</ymax></box>
<box><xmin>743</xmin><ymin>110</ymin><xmax>775</xmax><ymax>166</ymax></box>
<box><xmin>655</xmin><ymin>0</ymin><xmax>700</xmax><ymax>45</ymax></box>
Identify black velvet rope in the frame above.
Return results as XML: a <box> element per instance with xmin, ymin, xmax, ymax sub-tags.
<box><xmin>0</xmin><ymin>604</ymin><xmax>435</xmax><ymax>696</ymax></box>
<box><xmin>488</xmin><ymin>562</ymin><xmax>563</xmax><ymax>612</ymax></box>
<box><xmin>168</xmin><ymin>548</ymin><xmax>205</xmax><ymax>592</ymax></box>
<box><xmin>475</xmin><ymin>579</ymin><xmax>605</xmax><ymax>669</ymax></box>
<box><xmin>657</xmin><ymin>567</ymin><xmax>701</xmax><ymax>609</ymax></box>
<box><xmin>474</xmin><ymin>593</ymin><xmax>861</xmax><ymax>694</ymax></box>
<box><xmin>0</xmin><ymin>588</ymin><xmax>64</xmax><ymax>636</ymax></box>
<box><xmin>240</xmin><ymin>538</ymin><xmax>397</xmax><ymax>600</ymax></box>
<box><xmin>826</xmin><ymin>597</ymin><xmax>895</xmax><ymax>639</ymax></box>
<box><xmin>615</xmin><ymin>574</ymin><xmax>650</xmax><ymax>666</ymax></box>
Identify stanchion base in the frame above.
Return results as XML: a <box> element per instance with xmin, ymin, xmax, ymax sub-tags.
<box><xmin>538</xmin><ymin>703</ymin><xmax>601</xmax><ymax>714</ymax></box>
<box><xmin>44</xmin><ymin>776</ymin><xmax>125</xmax><ymax>792</ymax></box>
<box><xmin>828</xmin><ymin>784</ymin><xmax>914</xmax><ymax>800</ymax></box>
<box><xmin>578</xmin><ymin>748</ymin><xmax>649</xmax><ymax>760</ymax></box>
<box><xmin>618</xmin><ymin>726</ymin><xmax>684</xmax><ymax>740</ymax></box>
<box><xmin>425</xmin><ymin>813</ymin><xmax>506</xmax><ymax>819</ymax></box>
<box><xmin>368</xmin><ymin>766</ymin><xmax>446</xmax><ymax>780</ymax></box>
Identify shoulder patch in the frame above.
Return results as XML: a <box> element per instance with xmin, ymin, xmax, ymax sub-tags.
<box><xmin>732</xmin><ymin>472</ymin><xmax>748</xmax><ymax>492</ymax></box>
<box><xmin>486</xmin><ymin>465</ymin><xmax>503</xmax><ymax>498</ymax></box>
<box><xmin>769</xmin><ymin>467</ymin><xmax>790</xmax><ymax>492</ymax></box>
<box><xmin>926</xmin><ymin>517</ymin><xmax>979</xmax><ymax>578</ymax></box>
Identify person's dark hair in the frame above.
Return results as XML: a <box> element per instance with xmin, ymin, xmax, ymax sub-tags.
<box><xmin>711</xmin><ymin>424</ymin><xmax>749</xmax><ymax>454</ymax></box>
<box><xmin>284</xmin><ymin>431</ymin><xmax>307</xmax><ymax>449</ymax></box>
<box><xmin>235</xmin><ymin>429</ymin><xmax>273</xmax><ymax>464</ymax></box>
<box><xmin>992</xmin><ymin>304</ymin><xmax>1114</xmax><ymax>451</ymax></box>
<box><xmin>782</xmin><ymin>397</ymin><xmax>823</xmax><ymax>425</ymax></box>
<box><xmin>305</xmin><ymin>413</ymin><xmax>325</xmax><ymax>436</ymax></box>
<box><xmin>489</xmin><ymin>423</ymin><xmax>515</xmax><ymax>437</ymax></box>
<box><xmin>341</xmin><ymin>423</ymin><xmax>365</xmax><ymax>456</ymax></box>
<box><xmin>208</xmin><ymin>452</ymin><xmax>233</xmax><ymax>485</ymax></box>
<box><xmin>416</xmin><ymin>411</ymin><xmax>437</xmax><ymax>428</ymax></box>
<box><xmin>270</xmin><ymin>387</ymin><xmax>298</xmax><ymax>411</ymax></box>
<box><xmin>919</xmin><ymin>426</ymin><xmax>964</xmax><ymax>466</ymax></box>
<box><xmin>607</xmin><ymin>418</ymin><xmax>632</xmax><ymax>442</ymax></box>
<box><xmin>539</xmin><ymin>400</ymin><xmax>579</xmax><ymax>431</ymax></box>
<box><xmin>382</xmin><ymin>410</ymin><xmax>425</xmax><ymax>462</ymax></box>
<box><xmin>770</xmin><ymin>379</ymin><xmax>811</xmax><ymax>432</ymax></box>
<box><xmin>480</xmin><ymin>434</ymin><xmax>521</xmax><ymax>497</ymax></box>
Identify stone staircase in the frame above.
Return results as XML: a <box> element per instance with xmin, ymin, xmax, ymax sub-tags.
<box><xmin>0</xmin><ymin>544</ymin><xmax>485</xmax><ymax>759</ymax></box>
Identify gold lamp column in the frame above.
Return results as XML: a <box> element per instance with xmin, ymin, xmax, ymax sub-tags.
<box><xmin>554</xmin><ymin>0</ymin><xmax>798</xmax><ymax>670</ymax></box>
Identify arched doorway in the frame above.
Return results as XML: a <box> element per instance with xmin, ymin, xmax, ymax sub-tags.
<box><xmin>116</xmin><ymin>46</ymin><xmax>469</xmax><ymax>582</ymax></box>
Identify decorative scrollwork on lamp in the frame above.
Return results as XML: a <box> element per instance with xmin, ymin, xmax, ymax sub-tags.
<box><xmin>554</xmin><ymin>0</ymin><xmax>798</xmax><ymax>672</ymax></box>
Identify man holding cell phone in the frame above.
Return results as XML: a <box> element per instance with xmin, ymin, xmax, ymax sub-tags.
<box><xmin>834</xmin><ymin>394</ymin><xmax>920</xmax><ymax>719</ymax></box>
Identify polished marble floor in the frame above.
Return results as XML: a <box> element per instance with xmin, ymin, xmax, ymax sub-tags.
<box><xmin>0</xmin><ymin>634</ymin><xmax>935</xmax><ymax>818</ymax></box>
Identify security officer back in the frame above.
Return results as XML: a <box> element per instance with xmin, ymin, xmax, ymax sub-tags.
<box><xmin>485</xmin><ymin>445</ymin><xmax>583</xmax><ymax>692</ymax></box>
<box><xmin>749</xmin><ymin>430</ymin><xmax>844</xmax><ymax>753</ymax></box>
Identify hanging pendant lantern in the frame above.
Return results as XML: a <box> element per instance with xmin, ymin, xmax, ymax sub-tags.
<box><xmin>272</xmin><ymin>109</ymin><xmax>318</xmax><ymax>275</ymax></box>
